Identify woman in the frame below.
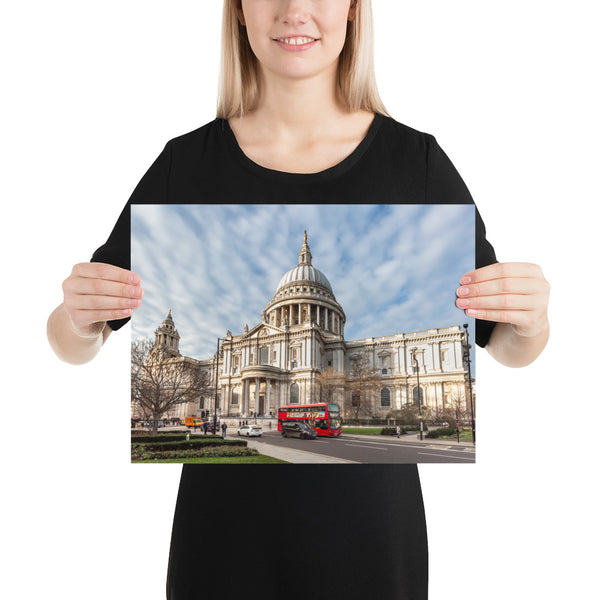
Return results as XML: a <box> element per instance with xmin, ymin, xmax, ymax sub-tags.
<box><xmin>47</xmin><ymin>1</ymin><xmax>550</xmax><ymax>597</ymax></box>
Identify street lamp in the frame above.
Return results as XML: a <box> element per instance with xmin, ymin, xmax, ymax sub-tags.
<box><xmin>213</xmin><ymin>337</ymin><xmax>220</xmax><ymax>436</ymax></box>
<box><xmin>411</xmin><ymin>348</ymin><xmax>423</xmax><ymax>441</ymax></box>
<box><xmin>463</xmin><ymin>324</ymin><xmax>475</xmax><ymax>444</ymax></box>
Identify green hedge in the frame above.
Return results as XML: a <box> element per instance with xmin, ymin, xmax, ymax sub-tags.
<box><xmin>131</xmin><ymin>439</ymin><xmax>247</xmax><ymax>452</ymax></box>
<box><xmin>132</xmin><ymin>445</ymin><xmax>259</xmax><ymax>461</ymax></box>
<box><xmin>131</xmin><ymin>429</ymin><xmax>186</xmax><ymax>436</ymax></box>
<box><xmin>131</xmin><ymin>434</ymin><xmax>222</xmax><ymax>444</ymax></box>
<box><xmin>380</xmin><ymin>427</ymin><xmax>406</xmax><ymax>436</ymax></box>
<box><xmin>426</xmin><ymin>427</ymin><xmax>459</xmax><ymax>439</ymax></box>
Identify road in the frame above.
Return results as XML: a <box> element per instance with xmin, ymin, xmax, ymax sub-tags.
<box><xmin>243</xmin><ymin>430</ymin><xmax>475</xmax><ymax>464</ymax></box>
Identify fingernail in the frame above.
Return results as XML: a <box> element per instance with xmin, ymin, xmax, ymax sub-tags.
<box><xmin>461</xmin><ymin>275</ymin><xmax>471</xmax><ymax>284</ymax></box>
<box><xmin>457</xmin><ymin>286</ymin><xmax>469</xmax><ymax>296</ymax></box>
<box><xmin>457</xmin><ymin>298</ymin><xmax>469</xmax><ymax>307</ymax></box>
<box><xmin>466</xmin><ymin>309</ymin><xmax>478</xmax><ymax>316</ymax></box>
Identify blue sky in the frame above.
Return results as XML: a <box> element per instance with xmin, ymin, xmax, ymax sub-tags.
<box><xmin>131</xmin><ymin>204</ymin><xmax>475</xmax><ymax>360</ymax></box>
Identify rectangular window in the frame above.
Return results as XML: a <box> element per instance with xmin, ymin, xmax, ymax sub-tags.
<box><xmin>260</xmin><ymin>347</ymin><xmax>269</xmax><ymax>364</ymax></box>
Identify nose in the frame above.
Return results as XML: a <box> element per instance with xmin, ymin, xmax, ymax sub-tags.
<box><xmin>279</xmin><ymin>0</ymin><xmax>310</xmax><ymax>26</ymax></box>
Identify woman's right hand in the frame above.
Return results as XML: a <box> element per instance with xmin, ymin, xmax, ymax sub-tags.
<box><xmin>62</xmin><ymin>262</ymin><xmax>144</xmax><ymax>337</ymax></box>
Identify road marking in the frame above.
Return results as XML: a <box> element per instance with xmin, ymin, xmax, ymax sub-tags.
<box><xmin>345</xmin><ymin>443</ymin><xmax>388</xmax><ymax>451</ymax></box>
<box><xmin>417</xmin><ymin>452</ymin><xmax>474</xmax><ymax>460</ymax></box>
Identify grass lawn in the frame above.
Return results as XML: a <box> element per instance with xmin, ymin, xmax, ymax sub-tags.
<box><xmin>341</xmin><ymin>427</ymin><xmax>383</xmax><ymax>435</ymax></box>
<box><xmin>133</xmin><ymin>455</ymin><xmax>289</xmax><ymax>464</ymax></box>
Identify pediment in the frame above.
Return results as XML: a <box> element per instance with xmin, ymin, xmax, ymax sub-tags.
<box><xmin>243</xmin><ymin>322</ymin><xmax>283</xmax><ymax>339</ymax></box>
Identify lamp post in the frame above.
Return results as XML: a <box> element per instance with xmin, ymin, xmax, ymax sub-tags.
<box><xmin>213</xmin><ymin>337</ymin><xmax>220</xmax><ymax>436</ymax></box>
<box><xmin>411</xmin><ymin>348</ymin><xmax>423</xmax><ymax>441</ymax></box>
<box><xmin>463</xmin><ymin>324</ymin><xmax>475</xmax><ymax>444</ymax></box>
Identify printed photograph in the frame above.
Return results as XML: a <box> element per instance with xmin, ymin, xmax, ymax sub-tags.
<box><xmin>131</xmin><ymin>204</ymin><xmax>476</xmax><ymax>464</ymax></box>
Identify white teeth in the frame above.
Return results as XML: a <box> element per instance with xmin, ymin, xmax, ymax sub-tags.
<box><xmin>277</xmin><ymin>37</ymin><xmax>316</xmax><ymax>45</ymax></box>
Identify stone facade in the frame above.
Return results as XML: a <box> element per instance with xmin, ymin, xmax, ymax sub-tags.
<box><xmin>151</xmin><ymin>233</ymin><xmax>474</xmax><ymax>422</ymax></box>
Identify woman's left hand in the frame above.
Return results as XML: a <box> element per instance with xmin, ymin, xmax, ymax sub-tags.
<box><xmin>456</xmin><ymin>262</ymin><xmax>550</xmax><ymax>337</ymax></box>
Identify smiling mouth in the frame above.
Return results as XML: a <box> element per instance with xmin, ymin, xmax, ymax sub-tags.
<box><xmin>273</xmin><ymin>37</ymin><xmax>319</xmax><ymax>46</ymax></box>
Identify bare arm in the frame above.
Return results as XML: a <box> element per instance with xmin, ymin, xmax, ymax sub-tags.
<box><xmin>47</xmin><ymin>262</ymin><xmax>143</xmax><ymax>365</ymax></box>
<box><xmin>457</xmin><ymin>262</ymin><xmax>550</xmax><ymax>368</ymax></box>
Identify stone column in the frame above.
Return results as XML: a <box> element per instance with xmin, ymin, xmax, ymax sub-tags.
<box><xmin>266</xmin><ymin>379</ymin><xmax>271</xmax><ymax>416</ymax></box>
<box><xmin>325</xmin><ymin>308</ymin><xmax>329</xmax><ymax>331</ymax></box>
<box><xmin>317</xmin><ymin>304</ymin><xmax>321</xmax><ymax>327</ymax></box>
<box><xmin>254</xmin><ymin>377</ymin><xmax>260</xmax><ymax>416</ymax></box>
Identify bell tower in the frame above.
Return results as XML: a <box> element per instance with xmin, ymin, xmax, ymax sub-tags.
<box><xmin>151</xmin><ymin>309</ymin><xmax>181</xmax><ymax>359</ymax></box>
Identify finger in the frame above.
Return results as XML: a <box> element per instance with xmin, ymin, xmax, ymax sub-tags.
<box><xmin>72</xmin><ymin>262</ymin><xmax>142</xmax><ymax>285</ymax></box>
<box><xmin>464</xmin><ymin>307</ymin><xmax>548</xmax><ymax>337</ymax></box>
<box><xmin>68</xmin><ymin>308</ymin><xmax>135</xmax><ymax>328</ymax></box>
<box><xmin>460</xmin><ymin>262</ymin><xmax>543</xmax><ymax>285</ymax></box>
<box><xmin>64</xmin><ymin>277</ymin><xmax>144</xmax><ymax>300</ymax></box>
<box><xmin>457</xmin><ymin>277</ymin><xmax>548</xmax><ymax>298</ymax></box>
<box><xmin>68</xmin><ymin>294</ymin><xmax>143</xmax><ymax>311</ymax></box>
<box><xmin>456</xmin><ymin>293</ymin><xmax>542</xmax><ymax>311</ymax></box>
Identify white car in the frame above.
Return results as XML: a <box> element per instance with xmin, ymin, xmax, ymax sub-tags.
<box><xmin>237</xmin><ymin>425</ymin><xmax>263</xmax><ymax>437</ymax></box>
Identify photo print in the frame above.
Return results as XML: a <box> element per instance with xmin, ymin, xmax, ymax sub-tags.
<box><xmin>131</xmin><ymin>204</ymin><xmax>476</xmax><ymax>464</ymax></box>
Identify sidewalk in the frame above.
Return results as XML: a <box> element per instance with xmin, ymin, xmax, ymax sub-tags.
<box><xmin>246</xmin><ymin>439</ymin><xmax>358</xmax><ymax>463</ymax></box>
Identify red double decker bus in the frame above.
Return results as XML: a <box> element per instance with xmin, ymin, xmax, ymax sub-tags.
<box><xmin>277</xmin><ymin>403</ymin><xmax>342</xmax><ymax>437</ymax></box>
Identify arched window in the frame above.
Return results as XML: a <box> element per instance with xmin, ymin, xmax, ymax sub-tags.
<box><xmin>199</xmin><ymin>396</ymin><xmax>205</xmax><ymax>410</ymax></box>
<box><xmin>380</xmin><ymin>388</ymin><xmax>391</xmax><ymax>407</ymax></box>
<box><xmin>412</xmin><ymin>387</ymin><xmax>424</xmax><ymax>406</ymax></box>
<box><xmin>351</xmin><ymin>392</ymin><xmax>360</xmax><ymax>407</ymax></box>
<box><xmin>290</xmin><ymin>383</ymin><xmax>299</xmax><ymax>404</ymax></box>
<box><xmin>231</xmin><ymin>389</ymin><xmax>239</xmax><ymax>405</ymax></box>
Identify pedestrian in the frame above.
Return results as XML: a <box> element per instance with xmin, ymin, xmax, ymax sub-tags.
<box><xmin>222</xmin><ymin>422</ymin><xmax>227</xmax><ymax>438</ymax></box>
<box><xmin>47</xmin><ymin>2</ymin><xmax>550</xmax><ymax>598</ymax></box>
<box><xmin>396</xmin><ymin>425</ymin><xmax>401</xmax><ymax>439</ymax></box>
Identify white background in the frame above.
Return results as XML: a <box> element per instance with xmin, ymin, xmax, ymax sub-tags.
<box><xmin>2</xmin><ymin>1</ymin><xmax>598</xmax><ymax>598</ymax></box>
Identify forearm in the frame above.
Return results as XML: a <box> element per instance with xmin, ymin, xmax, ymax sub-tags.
<box><xmin>485</xmin><ymin>321</ymin><xmax>549</xmax><ymax>368</ymax></box>
<box><xmin>47</xmin><ymin>304</ymin><xmax>111</xmax><ymax>365</ymax></box>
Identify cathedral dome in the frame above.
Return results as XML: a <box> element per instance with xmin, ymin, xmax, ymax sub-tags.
<box><xmin>276</xmin><ymin>264</ymin><xmax>332</xmax><ymax>292</ymax></box>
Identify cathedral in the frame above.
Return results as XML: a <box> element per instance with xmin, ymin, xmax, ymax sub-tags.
<box><xmin>147</xmin><ymin>233</ymin><xmax>473</xmax><ymax>422</ymax></box>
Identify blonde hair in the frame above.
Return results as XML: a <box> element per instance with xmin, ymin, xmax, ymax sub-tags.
<box><xmin>216</xmin><ymin>0</ymin><xmax>389</xmax><ymax>119</ymax></box>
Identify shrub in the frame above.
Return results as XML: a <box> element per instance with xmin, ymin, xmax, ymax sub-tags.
<box><xmin>131</xmin><ymin>434</ymin><xmax>222</xmax><ymax>444</ymax></box>
<box><xmin>132</xmin><ymin>445</ymin><xmax>259</xmax><ymax>461</ymax></box>
<box><xmin>426</xmin><ymin>427</ymin><xmax>459</xmax><ymax>439</ymax></box>
<box><xmin>380</xmin><ymin>427</ymin><xmax>406</xmax><ymax>436</ymax></box>
<box><xmin>131</xmin><ymin>438</ymin><xmax>247</xmax><ymax>453</ymax></box>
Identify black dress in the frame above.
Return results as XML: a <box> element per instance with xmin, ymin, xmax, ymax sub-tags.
<box><xmin>92</xmin><ymin>113</ymin><xmax>497</xmax><ymax>599</ymax></box>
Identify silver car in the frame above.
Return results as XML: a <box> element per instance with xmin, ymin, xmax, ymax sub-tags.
<box><xmin>237</xmin><ymin>425</ymin><xmax>263</xmax><ymax>437</ymax></box>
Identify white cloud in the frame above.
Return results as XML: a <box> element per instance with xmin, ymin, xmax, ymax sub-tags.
<box><xmin>132</xmin><ymin>204</ymin><xmax>475</xmax><ymax>358</ymax></box>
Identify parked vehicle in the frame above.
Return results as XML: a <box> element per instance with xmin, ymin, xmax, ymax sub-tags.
<box><xmin>237</xmin><ymin>425</ymin><xmax>263</xmax><ymax>437</ymax></box>
<box><xmin>281</xmin><ymin>422</ymin><xmax>318</xmax><ymax>440</ymax></box>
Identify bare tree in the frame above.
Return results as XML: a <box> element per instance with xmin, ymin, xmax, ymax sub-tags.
<box><xmin>317</xmin><ymin>367</ymin><xmax>346</xmax><ymax>404</ymax></box>
<box><xmin>346</xmin><ymin>353</ymin><xmax>382</xmax><ymax>421</ymax></box>
<box><xmin>131</xmin><ymin>339</ymin><xmax>212</xmax><ymax>434</ymax></box>
<box><xmin>444</xmin><ymin>386</ymin><xmax>469</xmax><ymax>427</ymax></box>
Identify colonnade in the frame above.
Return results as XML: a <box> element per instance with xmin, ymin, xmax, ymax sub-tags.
<box><xmin>267</xmin><ymin>302</ymin><xmax>344</xmax><ymax>335</ymax></box>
